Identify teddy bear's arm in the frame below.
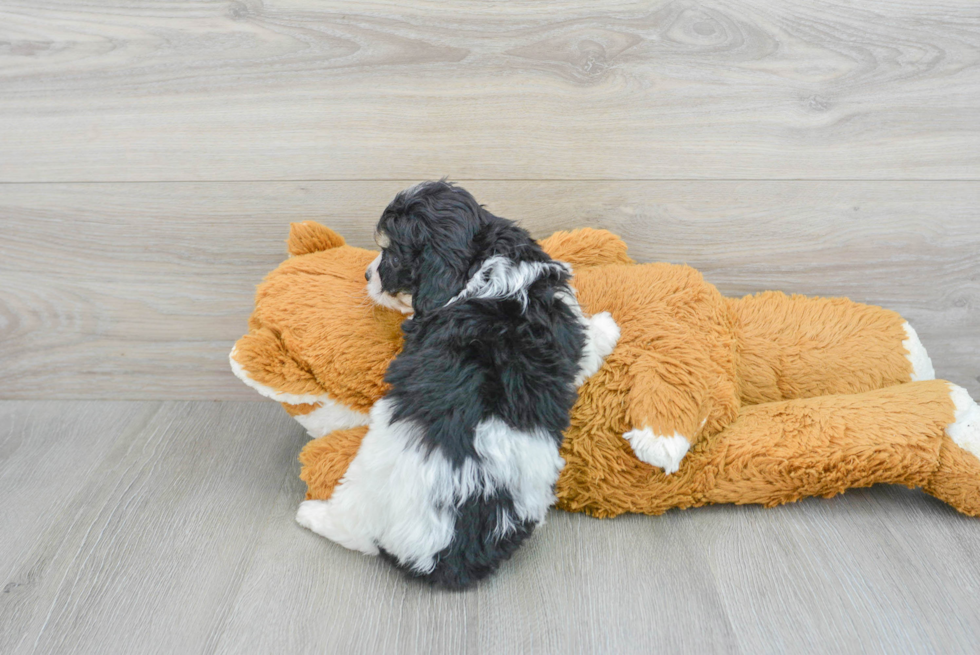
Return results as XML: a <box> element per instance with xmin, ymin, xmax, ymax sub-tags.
<box><xmin>539</xmin><ymin>228</ymin><xmax>634</xmax><ymax>268</ymax></box>
<box><xmin>299</xmin><ymin>426</ymin><xmax>369</xmax><ymax>501</ymax></box>
<box><xmin>622</xmin><ymin>349</ymin><xmax>712</xmax><ymax>475</ymax></box>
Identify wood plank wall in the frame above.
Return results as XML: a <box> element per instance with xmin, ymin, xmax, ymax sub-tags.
<box><xmin>1</xmin><ymin>1</ymin><xmax>978</xmax><ymax>399</ymax></box>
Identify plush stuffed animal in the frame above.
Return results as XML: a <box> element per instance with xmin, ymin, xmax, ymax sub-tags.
<box><xmin>232</xmin><ymin>222</ymin><xmax>980</xmax><ymax>545</ymax></box>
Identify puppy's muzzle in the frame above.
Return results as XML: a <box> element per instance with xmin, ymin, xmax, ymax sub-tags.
<box><xmin>365</xmin><ymin>254</ymin><xmax>414</xmax><ymax>315</ymax></box>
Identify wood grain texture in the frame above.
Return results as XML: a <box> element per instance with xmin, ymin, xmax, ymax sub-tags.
<box><xmin>3</xmin><ymin>1</ymin><xmax>978</xmax><ymax>650</ymax></box>
<box><xmin>3</xmin><ymin>401</ymin><xmax>980</xmax><ymax>654</ymax></box>
<box><xmin>1</xmin><ymin>181</ymin><xmax>977</xmax><ymax>400</ymax></box>
<box><xmin>0</xmin><ymin>401</ymin><xmax>160</xmax><ymax>654</ymax></box>
<box><xmin>0</xmin><ymin>400</ymin><xmax>307</xmax><ymax>655</ymax></box>
<box><xmin>1</xmin><ymin>0</ymin><xmax>979</xmax><ymax>181</ymax></box>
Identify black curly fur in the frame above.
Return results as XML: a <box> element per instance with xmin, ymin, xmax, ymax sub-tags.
<box><xmin>373</xmin><ymin>181</ymin><xmax>584</xmax><ymax>588</ymax></box>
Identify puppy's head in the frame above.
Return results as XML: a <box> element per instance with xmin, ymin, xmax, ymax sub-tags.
<box><xmin>366</xmin><ymin>180</ymin><xmax>492</xmax><ymax>315</ymax></box>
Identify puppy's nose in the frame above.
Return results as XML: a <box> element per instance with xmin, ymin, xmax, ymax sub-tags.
<box><xmin>365</xmin><ymin>268</ymin><xmax>371</xmax><ymax>281</ymax></box>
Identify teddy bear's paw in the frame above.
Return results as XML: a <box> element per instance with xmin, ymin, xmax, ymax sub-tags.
<box><xmin>230</xmin><ymin>347</ymin><xmax>370</xmax><ymax>437</ymax></box>
<box><xmin>574</xmin><ymin>312</ymin><xmax>621</xmax><ymax>387</ymax></box>
<box><xmin>589</xmin><ymin>312</ymin><xmax>620</xmax><ymax>359</ymax></box>
<box><xmin>296</xmin><ymin>500</ymin><xmax>380</xmax><ymax>556</ymax></box>
<box><xmin>623</xmin><ymin>428</ymin><xmax>690</xmax><ymax>475</ymax></box>
<box><xmin>902</xmin><ymin>322</ymin><xmax>936</xmax><ymax>381</ymax></box>
<box><xmin>948</xmin><ymin>384</ymin><xmax>980</xmax><ymax>459</ymax></box>
<box><xmin>292</xmin><ymin>400</ymin><xmax>370</xmax><ymax>438</ymax></box>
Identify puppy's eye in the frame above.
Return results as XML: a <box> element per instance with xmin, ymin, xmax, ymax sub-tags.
<box><xmin>385</xmin><ymin>251</ymin><xmax>400</xmax><ymax>267</ymax></box>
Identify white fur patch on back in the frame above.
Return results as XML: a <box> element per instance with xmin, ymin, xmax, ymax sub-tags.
<box><xmin>447</xmin><ymin>256</ymin><xmax>571</xmax><ymax>311</ymax></box>
<box><xmin>298</xmin><ymin>459</ymin><xmax>454</xmax><ymax>568</ymax></box>
<box><xmin>472</xmin><ymin>417</ymin><xmax>565</xmax><ymax>529</ymax></box>
<box><xmin>295</xmin><ymin>399</ymin><xmax>563</xmax><ymax>573</ymax></box>
<box><xmin>296</xmin><ymin>399</ymin><xmax>455</xmax><ymax>566</ymax></box>
<box><xmin>902</xmin><ymin>322</ymin><xmax>936</xmax><ymax>381</ymax></box>
<box><xmin>229</xmin><ymin>347</ymin><xmax>369</xmax><ymax>434</ymax></box>
<box><xmin>947</xmin><ymin>384</ymin><xmax>980</xmax><ymax>459</ymax></box>
<box><xmin>623</xmin><ymin>428</ymin><xmax>690</xmax><ymax>475</ymax></box>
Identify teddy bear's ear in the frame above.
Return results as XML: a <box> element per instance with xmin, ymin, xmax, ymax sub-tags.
<box><xmin>230</xmin><ymin>328</ymin><xmax>327</xmax><ymax>400</ymax></box>
<box><xmin>287</xmin><ymin>221</ymin><xmax>347</xmax><ymax>256</ymax></box>
<box><xmin>539</xmin><ymin>228</ymin><xmax>634</xmax><ymax>268</ymax></box>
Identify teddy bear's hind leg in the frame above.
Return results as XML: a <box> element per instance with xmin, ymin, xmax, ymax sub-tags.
<box><xmin>947</xmin><ymin>385</ymin><xmax>980</xmax><ymax>454</ymax></box>
<box><xmin>924</xmin><ymin>385</ymin><xmax>980</xmax><ymax>516</ymax></box>
<box><xmin>901</xmin><ymin>321</ymin><xmax>936</xmax><ymax>381</ymax></box>
<box><xmin>698</xmin><ymin>380</ymin><xmax>963</xmax><ymax>511</ymax></box>
<box><xmin>731</xmin><ymin>292</ymin><xmax>933</xmax><ymax>404</ymax></box>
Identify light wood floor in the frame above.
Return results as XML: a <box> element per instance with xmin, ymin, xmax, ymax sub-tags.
<box><xmin>5</xmin><ymin>401</ymin><xmax>980</xmax><ymax>654</ymax></box>
<box><xmin>1</xmin><ymin>0</ymin><xmax>979</xmax><ymax>653</ymax></box>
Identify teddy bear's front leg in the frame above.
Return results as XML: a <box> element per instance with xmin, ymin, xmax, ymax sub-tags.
<box><xmin>299</xmin><ymin>426</ymin><xmax>368</xmax><ymax>501</ymax></box>
<box><xmin>282</xmin><ymin>399</ymin><xmax>370</xmax><ymax>439</ymax></box>
<box><xmin>622</xmin><ymin>352</ymin><xmax>710</xmax><ymax>475</ymax></box>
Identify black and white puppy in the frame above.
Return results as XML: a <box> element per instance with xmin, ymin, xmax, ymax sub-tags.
<box><xmin>297</xmin><ymin>181</ymin><xmax>618</xmax><ymax>588</ymax></box>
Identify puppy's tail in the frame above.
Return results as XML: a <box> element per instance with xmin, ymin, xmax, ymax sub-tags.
<box><xmin>287</xmin><ymin>221</ymin><xmax>346</xmax><ymax>256</ymax></box>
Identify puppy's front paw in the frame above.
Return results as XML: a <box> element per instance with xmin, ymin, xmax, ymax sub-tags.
<box><xmin>623</xmin><ymin>428</ymin><xmax>690</xmax><ymax>475</ymax></box>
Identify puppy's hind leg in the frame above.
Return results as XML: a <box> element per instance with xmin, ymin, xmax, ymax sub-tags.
<box><xmin>406</xmin><ymin>419</ymin><xmax>566</xmax><ymax>589</ymax></box>
<box><xmin>400</xmin><ymin>493</ymin><xmax>538</xmax><ymax>589</ymax></box>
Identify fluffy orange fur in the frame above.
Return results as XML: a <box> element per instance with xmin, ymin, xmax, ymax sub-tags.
<box><xmin>232</xmin><ymin>223</ymin><xmax>978</xmax><ymax>518</ymax></box>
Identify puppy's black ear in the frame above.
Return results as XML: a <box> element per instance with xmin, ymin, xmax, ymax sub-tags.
<box><xmin>410</xmin><ymin>238</ymin><xmax>471</xmax><ymax>315</ymax></box>
<box><xmin>394</xmin><ymin>181</ymin><xmax>494</xmax><ymax>315</ymax></box>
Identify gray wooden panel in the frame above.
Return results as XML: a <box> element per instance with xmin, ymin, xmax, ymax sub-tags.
<box><xmin>212</xmin><ymin>491</ymin><xmax>741</xmax><ymax>655</ymax></box>
<box><xmin>711</xmin><ymin>488</ymin><xmax>980</xmax><ymax>653</ymax></box>
<box><xmin>2</xmin><ymin>181</ymin><xmax>977</xmax><ymax>400</ymax></box>
<box><xmin>4</xmin><ymin>401</ymin><xmax>980</xmax><ymax>654</ymax></box>
<box><xmin>0</xmin><ymin>401</ymin><xmax>160</xmax><ymax>654</ymax></box>
<box><xmin>1</xmin><ymin>1</ymin><xmax>978</xmax><ymax>181</ymax></box>
<box><xmin>0</xmin><ymin>400</ymin><xmax>306</xmax><ymax>655</ymax></box>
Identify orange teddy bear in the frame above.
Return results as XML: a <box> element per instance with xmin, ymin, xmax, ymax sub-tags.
<box><xmin>231</xmin><ymin>222</ymin><xmax>980</xmax><ymax>535</ymax></box>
